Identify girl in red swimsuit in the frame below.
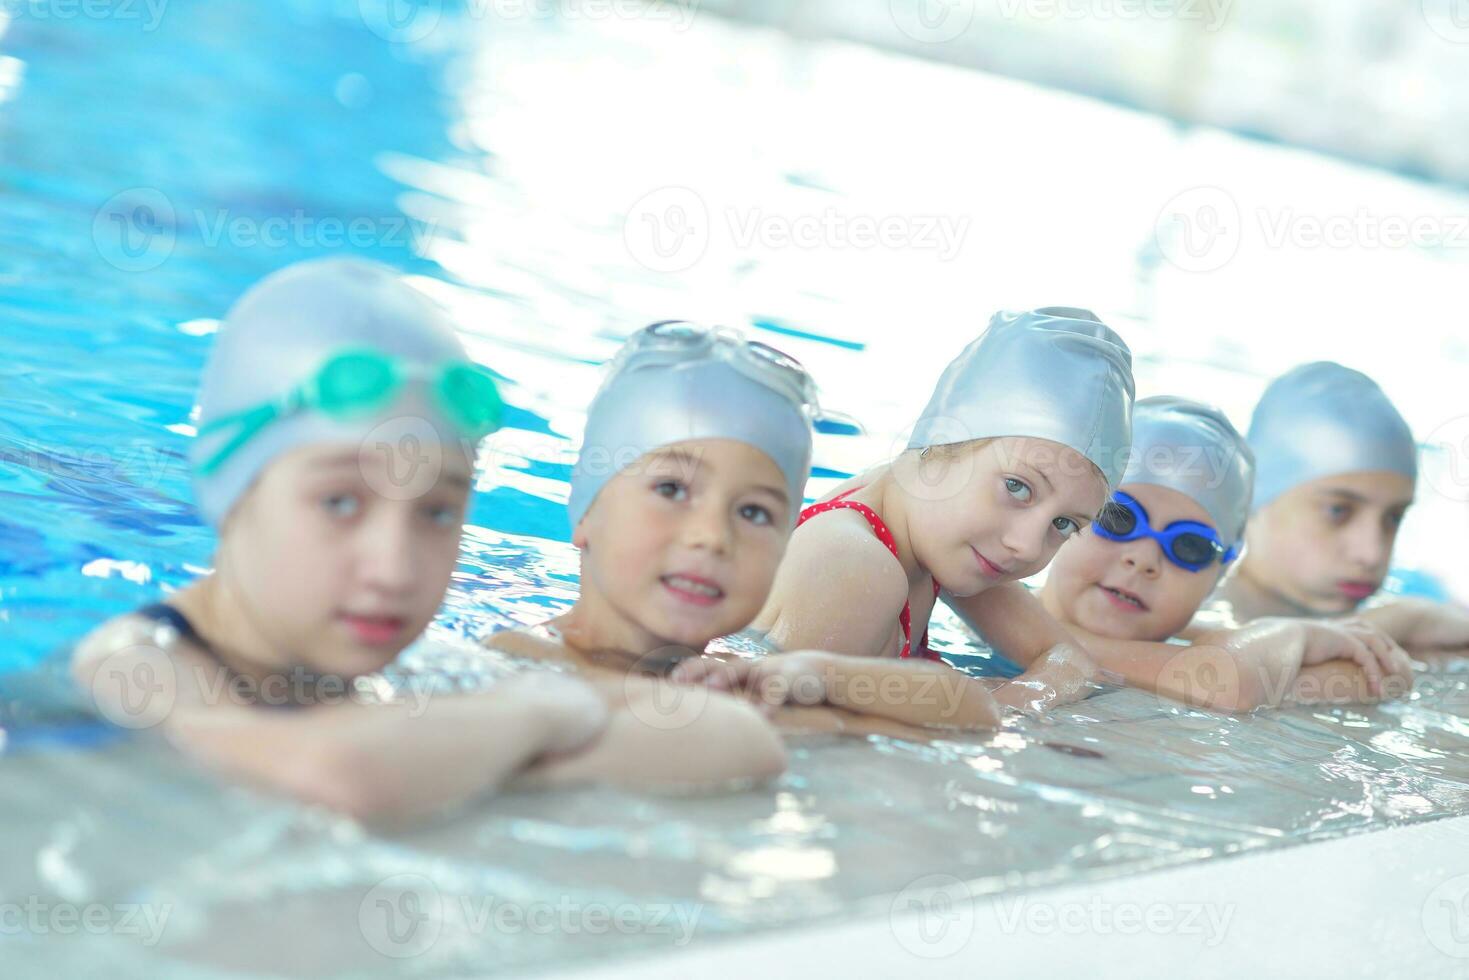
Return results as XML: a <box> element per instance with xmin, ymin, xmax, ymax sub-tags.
<box><xmin>751</xmin><ymin>308</ymin><xmax>1136</xmax><ymax>712</ymax></box>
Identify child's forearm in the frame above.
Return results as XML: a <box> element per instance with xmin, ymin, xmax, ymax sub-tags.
<box><xmin>511</xmin><ymin>688</ymin><xmax>787</xmax><ymax>791</ymax></box>
<box><xmin>941</xmin><ymin>583</ymin><xmax>1082</xmax><ymax>667</ymax></box>
<box><xmin>816</xmin><ymin>658</ymin><xmax>1001</xmax><ymax>730</ymax></box>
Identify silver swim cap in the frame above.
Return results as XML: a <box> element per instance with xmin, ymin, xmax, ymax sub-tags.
<box><xmin>907</xmin><ymin>307</ymin><xmax>1136</xmax><ymax>486</ymax></box>
<box><xmin>1121</xmin><ymin>396</ymin><xmax>1254</xmax><ymax>549</ymax></box>
<box><xmin>567</xmin><ymin>323</ymin><xmax>816</xmax><ymax>529</ymax></box>
<box><xmin>191</xmin><ymin>258</ymin><xmax>483</xmax><ymax>528</ymax></box>
<box><xmin>1248</xmin><ymin>362</ymin><xmax>1417</xmax><ymax>513</ymax></box>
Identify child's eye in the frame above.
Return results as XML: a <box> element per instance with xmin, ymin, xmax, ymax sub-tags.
<box><xmin>1052</xmin><ymin>516</ymin><xmax>1080</xmax><ymax>539</ymax></box>
<box><xmin>1005</xmin><ymin>477</ymin><xmax>1032</xmax><ymax>502</ymax></box>
<box><xmin>423</xmin><ymin>503</ymin><xmax>460</xmax><ymax>528</ymax></box>
<box><xmin>1385</xmin><ymin>510</ymin><xmax>1406</xmax><ymax>530</ymax></box>
<box><xmin>654</xmin><ymin>480</ymin><xmax>689</xmax><ymax>502</ymax></box>
<box><xmin>740</xmin><ymin>503</ymin><xmax>773</xmax><ymax>527</ymax></box>
<box><xmin>1324</xmin><ymin>503</ymin><xmax>1352</xmax><ymax>525</ymax></box>
<box><xmin>322</xmin><ymin>493</ymin><xmax>361</xmax><ymax>519</ymax></box>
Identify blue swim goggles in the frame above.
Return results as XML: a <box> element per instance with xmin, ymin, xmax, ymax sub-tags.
<box><xmin>1093</xmin><ymin>490</ymin><xmax>1238</xmax><ymax>572</ymax></box>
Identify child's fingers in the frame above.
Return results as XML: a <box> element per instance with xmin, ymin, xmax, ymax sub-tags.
<box><xmin>1339</xmin><ymin>634</ymin><xmax>1384</xmax><ymax>696</ymax></box>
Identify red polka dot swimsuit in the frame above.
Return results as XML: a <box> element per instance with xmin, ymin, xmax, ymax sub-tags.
<box><xmin>795</xmin><ymin>488</ymin><xmax>943</xmax><ymax>661</ymax></box>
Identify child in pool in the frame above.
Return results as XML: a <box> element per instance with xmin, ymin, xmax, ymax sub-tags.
<box><xmin>485</xmin><ymin>322</ymin><xmax>1003</xmax><ymax>739</ymax></box>
<box><xmin>1038</xmin><ymin>396</ymin><xmax>1413</xmax><ymax>711</ymax></box>
<box><xmin>750</xmin><ymin>308</ymin><xmax>1133</xmax><ymax>712</ymax></box>
<box><xmin>73</xmin><ymin>259</ymin><xmax>644</xmax><ymax>823</ymax></box>
<box><xmin>1213</xmin><ymin>362</ymin><xmax>1469</xmax><ymax>656</ymax></box>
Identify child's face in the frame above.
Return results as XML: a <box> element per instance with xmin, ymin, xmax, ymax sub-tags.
<box><xmin>905</xmin><ymin>436</ymin><xmax>1107</xmax><ymax>598</ymax></box>
<box><xmin>1240</xmin><ymin>470</ymin><xmax>1414</xmax><ymax>614</ymax></box>
<box><xmin>1042</xmin><ymin>483</ymin><xmax>1224</xmax><ymax>641</ymax></box>
<box><xmin>574</xmin><ymin>439</ymin><xmax>793</xmax><ymax>650</ymax></box>
<box><xmin>219</xmin><ymin>441</ymin><xmax>473</xmax><ymax>676</ymax></box>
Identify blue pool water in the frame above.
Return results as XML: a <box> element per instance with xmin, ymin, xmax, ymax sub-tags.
<box><xmin>4</xmin><ymin>2</ymin><xmax>1469</xmax><ymax>977</ymax></box>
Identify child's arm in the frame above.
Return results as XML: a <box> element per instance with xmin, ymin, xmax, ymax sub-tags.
<box><xmin>73</xmin><ymin>616</ymin><xmax>607</xmax><ymax>824</ymax></box>
<box><xmin>1061</xmin><ymin>618</ymin><xmax>1412</xmax><ymax>712</ymax></box>
<box><xmin>507</xmin><ymin>673</ymin><xmax>788</xmax><ymax>791</ymax></box>
<box><xmin>1350</xmin><ymin>598</ymin><xmax>1469</xmax><ymax>655</ymax></box>
<box><xmin>670</xmin><ymin>650</ymin><xmax>1002</xmax><ymax>731</ymax></box>
<box><xmin>941</xmin><ymin>583</ymin><xmax>1087</xmax><ymax>668</ymax></box>
<box><xmin>757</xmin><ymin>516</ymin><xmax>911</xmax><ymax>657</ymax></box>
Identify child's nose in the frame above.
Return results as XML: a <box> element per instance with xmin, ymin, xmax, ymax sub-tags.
<box><xmin>680</xmin><ymin>503</ymin><xmax>732</xmax><ymax>554</ymax></box>
<box><xmin>1121</xmin><ymin>539</ymin><xmax>1161</xmax><ymax>577</ymax></box>
<box><xmin>358</xmin><ymin>516</ymin><xmax>418</xmax><ymax>594</ymax></box>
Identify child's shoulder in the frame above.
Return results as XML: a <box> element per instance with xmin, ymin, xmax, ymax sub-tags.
<box><xmin>482</xmin><ymin>623</ymin><xmax>573</xmax><ymax>665</ymax></box>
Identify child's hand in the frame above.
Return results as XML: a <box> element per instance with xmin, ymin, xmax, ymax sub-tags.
<box><xmin>1298</xmin><ymin>620</ymin><xmax>1414</xmax><ymax>700</ymax></box>
<box><xmin>670</xmin><ymin>652</ymin><xmax>836</xmax><ymax>713</ymax></box>
<box><xmin>991</xmin><ymin>642</ymin><xmax>1100</xmax><ymax>715</ymax></box>
<box><xmin>1400</xmin><ymin>600</ymin><xmax>1469</xmax><ymax>652</ymax></box>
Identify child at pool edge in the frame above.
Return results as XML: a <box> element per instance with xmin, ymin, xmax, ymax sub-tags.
<box><xmin>1038</xmin><ymin>396</ymin><xmax>1413</xmax><ymax>711</ymax></box>
<box><xmin>744</xmin><ymin>308</ymin><xmax>1130</xmax><ymax>713</ymax></box>
<box><xmin>72</xmin><ymin>259</ymin><xmax>684</xmax><ymax>824</ymax></box>
<box><xmin>1211</xmin><ymin>362</ymin><xmax>1469</xmax><ymax>657</ymax></box>
<box><xmin>484</xmin><ymin>321</ymin><xmax>1004</xmax><ymax>739</ymax></box>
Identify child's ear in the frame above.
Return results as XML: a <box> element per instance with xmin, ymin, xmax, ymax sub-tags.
<box><xmin>571</xmin><ymin>517</ymin><xmax>589</xmax><ymax>550</ymax></box>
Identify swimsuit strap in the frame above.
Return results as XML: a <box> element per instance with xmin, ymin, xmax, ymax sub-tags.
<box><xmin>133</xmin><ymin>602</ymin><xmax>306</xmax><ymax>711</ymax></box>
<box><xmin>797</xmin><ymin>488</ymin><xmax>942</xmax><ymax>662</ymax></box>
<box><xmin>136</xmin><ymin>602</ymin><xmax>211</xmax><ymax>652</ymax></box>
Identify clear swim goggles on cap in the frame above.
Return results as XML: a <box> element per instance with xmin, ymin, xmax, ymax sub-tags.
<box><xmin>615</xmin><ymin>320</ymin><xmax>820</xmax><ymax>414</ymax></box>
<box><xmin>195</xmin><ymin>347</ymin><xmax>503</xmax><ymax>477</ymax></box>
<box><xmin>1093</xmin><ymin>490</ymin><xmax>1239</xmax><ymax>572</ymax></box>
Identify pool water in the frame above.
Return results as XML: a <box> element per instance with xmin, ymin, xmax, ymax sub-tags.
<box><xmin>4</xmin><ymin>2</ymin><xmax>1469</xmax><ymax>977</ymax></box>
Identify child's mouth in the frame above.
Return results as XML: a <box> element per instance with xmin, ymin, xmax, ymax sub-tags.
<box><xmin>1098</xmin><ymin>585</ymin><xmax>1148</xmax><ymax>612</ymax></box>
<box><xmin>1336</xmin><ymin>580</ymin><xmax>1377</xmax><ymax>601</ymax></box>
<box><xmin>661</xmin><ymin>574</ymin><xmax>725</xmax><ymax>607</ymax></box>
<box><xmin>338</xmin><ymin>613</ymin><xmax>408</xmax><ymax>646</ymax></box>
<box><xmin>971</xmin><ymin>547</ymin><xmax>1007</xmax><ymax>580</ymax></box>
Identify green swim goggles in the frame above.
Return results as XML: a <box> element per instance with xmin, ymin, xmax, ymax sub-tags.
<box><xmin>195</xmin><ymin>348</ymin><xmax>504</xmax><ymax>477</ymax></box>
